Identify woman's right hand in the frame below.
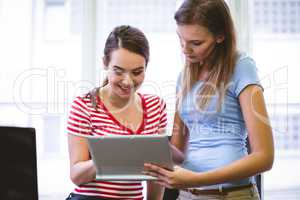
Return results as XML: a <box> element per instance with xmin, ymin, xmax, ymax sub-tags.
<box><xmin>144</xmin><ymin>163</ymin><xmax>199</xmax><ymax>189</ymax></box>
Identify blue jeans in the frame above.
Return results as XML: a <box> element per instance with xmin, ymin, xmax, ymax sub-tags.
<box><xmin>66</xmin><ymin>193</ymin><xmax>111</xmax><ymax>200</ymax></box>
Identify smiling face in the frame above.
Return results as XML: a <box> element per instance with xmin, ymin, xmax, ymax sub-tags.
<box><xmin>104</xmin><ymin>48</ymin><xmax>146</xmax><ymax>100</ymax></box>
<box><xmin>177</xmin><ymin>24</ymin><xmax>223</xmax><ymax>64</ymax></box>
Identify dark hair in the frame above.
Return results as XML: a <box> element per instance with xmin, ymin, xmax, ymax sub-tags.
<box><xmin>90</xmin><ymin>25</ymin><xmax>150</xmax><ymax>109</ymax></box>
<box><xmin>175</xmin><ymin>0</ymin><xmax>237</xmax><ymax>111</ymax></box>
<box><xmin>103</xmin><ymin>25</ymin><xmax>149</xmax><ymax>67</ymax></box>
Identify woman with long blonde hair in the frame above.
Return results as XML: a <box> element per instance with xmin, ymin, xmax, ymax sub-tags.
<box><xmin>144</xmin><ymin>1</ymin><xmax>274</xmax><ymax>199</ymax></box>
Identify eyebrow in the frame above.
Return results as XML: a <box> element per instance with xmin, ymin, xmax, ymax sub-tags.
<box><xmin>113</xmin><ymin>65</ymin><xmax>144</xmax><ymax>71</ymax></box>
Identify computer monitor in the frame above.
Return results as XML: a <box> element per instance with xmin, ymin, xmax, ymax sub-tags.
<box><xmin>0</xmin><ymin>126</ymin><xmax>38</xmax><ymax>200</ymax></box>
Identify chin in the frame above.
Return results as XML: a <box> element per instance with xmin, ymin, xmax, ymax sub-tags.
<box><xmin>187</xmin><ymin>60</ymin><xmax>200</xmax><ymax>64</ymax></box>
<box><xmin>118</xmin><ymin>94</ymin><xmax>132</xmax><ymax>100</ymax></box>
<box><xmin>186</xmin><ymin>57</ymin><xmax>200</xmax><ymax>64</ymax></box>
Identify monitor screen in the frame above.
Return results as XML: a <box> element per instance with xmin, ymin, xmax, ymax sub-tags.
<box><xmin>0</xmin><ymin>126</ymin><xmax>38</xmax><ymax>200</ymax></box>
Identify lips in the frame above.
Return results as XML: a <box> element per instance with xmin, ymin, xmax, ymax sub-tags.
<box><xmin>118</xmin><ymin>84</ymin><xmax>133</xmax><ymax>95</ymax></box>
<box><xmin>186</xmin><ymin>56</ymin><xmax>196</xmax><ymax>61</ymax></box>
<box><xmin>185</xmin><ymin>54</ymin><xmax>194</xmax><ymax>59</ymax></box>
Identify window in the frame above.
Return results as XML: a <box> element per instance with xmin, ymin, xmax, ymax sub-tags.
<box><xmin>2</xmin><ymin>0</ymin><xmax>299</xmax><ymax>199</ymax></box>
<box><xmin>0</xmin><ymin>0</ymin><xmax>82</xmax><ymax>198</ymax></box>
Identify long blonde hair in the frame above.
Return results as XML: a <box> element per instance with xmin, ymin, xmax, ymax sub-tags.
<box><xmin>175</xmin><ymin>0</ymin><xmax>237</xmax><ymax>111</ymax></box>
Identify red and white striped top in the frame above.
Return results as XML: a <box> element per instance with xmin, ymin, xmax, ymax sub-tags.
<box><xmin>67</xmin><ymin>93</ymin><xmax>167</xmax><ymax>199</ymax></box>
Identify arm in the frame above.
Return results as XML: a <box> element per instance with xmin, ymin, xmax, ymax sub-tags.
<box><xmin>170</xmin><ymin>111</ymin><xmax>189</xmax><ymax>164</ymax></box>
<box><xmin>144</xmin><ymin>85</ymin><xmax>274</xmax><ymax>188</ymax></box>
<box><xmin>68</xmin><ymin>134</ymin><xmax>96</xmax><ymax>185</ymax></box>
<box><xmin>147</xmin><ymin>181</ymin><xmax>165</xmax><ymax>200</ymax></box>
<box><xmin>190</xmin><ymin>85</ymin><xmax>274</xmax><ymax>185</ymax></box>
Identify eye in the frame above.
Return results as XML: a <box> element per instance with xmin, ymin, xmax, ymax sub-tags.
<box><xmin>132</xmin><ymin>70</ymin><xmax>144</xmax><ymax>76</ymax></box>
<box><xmin>192</xmin><ymin>41</ymin><xmax>202</xmax><ymax>46</ymax></box>
<box><xmin>113</xmin><ymin>68</ymin><xmax>124</xmax><ymax>75</ymax></box>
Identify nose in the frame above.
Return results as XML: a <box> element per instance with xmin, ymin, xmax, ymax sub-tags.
<box><xmin>121</xmin><ymin>73</ymin><xmax>134</xmax><ymax>87</ymax></box>
<box><xmin>181</xmin><ymin>42</ymin><xmax>192</xmax><ymax>55</ymax></box>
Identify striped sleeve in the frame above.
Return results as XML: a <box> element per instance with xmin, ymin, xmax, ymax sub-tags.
<box><xmin>158</xmin><ymin>98</ymin><xmax>167</xmax><ymax>129</ymax></box>
<box><xmin>67</xmin><ymin>96</ymin><xmax>92</xmax><ymax>136</ymax></box>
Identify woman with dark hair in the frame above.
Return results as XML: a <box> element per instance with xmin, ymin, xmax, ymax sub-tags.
<box><xmin>144</xmin><ymin>1</ymin><xmax>274</xmax><ymax>199</ymax></box>
<box><xmin>66</xmin><ymin>25</ymin><xmax>167</xmax><ymax>200</ymax></box>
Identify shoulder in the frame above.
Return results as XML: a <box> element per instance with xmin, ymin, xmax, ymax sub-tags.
<box><xmin>73</xmin><ymin>93</ymin><xmax>90</xmax><ymax>102</ymax></box>
<box><xmin>231</xmin><ymin>52</ymin><xmax>260</xmax><ymax>86</ymax></box>
<box><xmin>72</xmin><ymin>93</ymin><xmax>91</xmax><ymax>105</ymax></box>
<box><xmin>140</xmin><ymin>93</ymin><xmax>166</xmax><ymax>108</ymax></box>
<box><xmin>228</xmin><ymin>53</ymin><xmax>261</xmax><ymax>96</ymax></box>
<box><xmin>141</xmin><ymin>93</ymin><xmax>163</xmax><ymax>102</ymax></box>
<box><xmin>70</xmin><ymin>93</ymin><xmax>93</xmax><ymax>114</ymax></box>
<box><xmin>233</xmin><ymin>53</ymin><xmax>257</xmax><ymax>78</ymax></box>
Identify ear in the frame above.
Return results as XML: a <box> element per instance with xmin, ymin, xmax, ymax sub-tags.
<box><xmin>102</xmin><ymin>57</ymin><xmax>109</xmax><ymax>69</ymax></box>
<box><xmin>216</xmin><ymin>35</ymin><xmax>225</xmax><ymax>44</ymax></box>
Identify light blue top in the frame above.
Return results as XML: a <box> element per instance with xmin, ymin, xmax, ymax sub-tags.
<box><xmin>177</xmin><ymin>54</ymin><xmax>262</xmax><ymax>188</ymax></box>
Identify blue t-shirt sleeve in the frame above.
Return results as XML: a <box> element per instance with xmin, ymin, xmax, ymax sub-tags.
<box><xmin>232</xmin><ymin>56</ymin><xmax>263</xmax><ymax>97</ymax></box>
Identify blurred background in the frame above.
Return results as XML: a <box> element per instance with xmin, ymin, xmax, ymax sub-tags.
<box><xmin>0</xmin><ymin>0</ymin><xmax>299</xmax><ymax>199</ymax></box>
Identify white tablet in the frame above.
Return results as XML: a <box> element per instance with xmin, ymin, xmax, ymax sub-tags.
<box><xmin>87</xmin><ymin>134</ymin><xmax>173</xmax><ymax>180</ymax></box>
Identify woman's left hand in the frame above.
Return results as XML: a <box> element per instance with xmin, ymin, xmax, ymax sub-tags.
<box><xmin>143</xmin><ymin>163</ymin><xmax>198</xmax><ymax>189</ymax></box>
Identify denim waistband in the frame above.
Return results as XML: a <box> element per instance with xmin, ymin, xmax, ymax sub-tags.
<box><xmin>66</xmin><ymin>193</ymin><xmax>111</xmax><ymax>200</ymax></box>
